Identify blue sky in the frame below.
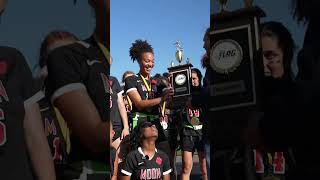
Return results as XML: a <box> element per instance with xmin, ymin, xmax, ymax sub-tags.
<box><xmin>0</xmin><ymin>0</ymin><xmax>306</xmax><ymax>79</ymax></box>
<box><xmin>110</xmin><ymin>0</ymin><xmax>210</xmax><ymax>81</ymax></box>
<box><xmin>0</xmin><ymin>0</ymin><xmax>93</xmax><ymax>72</ymax></box>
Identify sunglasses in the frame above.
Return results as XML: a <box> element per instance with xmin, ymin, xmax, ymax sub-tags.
<box><xmin>140</xmin><ymin>121</ymin><xmax>154</xmax><ymax>128</ymax></box>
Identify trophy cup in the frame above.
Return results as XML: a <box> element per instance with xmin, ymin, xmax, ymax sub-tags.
<box><xmin>168</xmin><ymin>41</ymin><xmax>193</xmax><ymax>109</ymax></box>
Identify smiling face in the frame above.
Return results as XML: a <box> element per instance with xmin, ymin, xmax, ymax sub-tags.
<box><xmin>138</xmin><ymin>52</ymin><xmax>154</xmax><ymax>77</ymax></box>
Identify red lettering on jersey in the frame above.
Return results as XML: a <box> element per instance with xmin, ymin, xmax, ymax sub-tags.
<box><xmin>0</xmin><ymin>108</ymin><xmax>6</xmax><ymax>146</ymax></box>
<box><xmin>254</xmin><ymin>149</ymin><xmax>264</xmax><ymax>173</ymax></box>
<box><xmin>152</xmin><ymin>168</ymin><xmax>158</xmax><ymax>179</ymax></box>
<box><xmin>0</xmin><ymin>61</ymin><xmax>7</xmax><ymax>75</ymax></box>
<box><xmin>53</xmin><ymin>137</ymin><xmax>62</xmax><ymax>161</ymax></box>
<box><xmin>188</xmin><ymin>109</ymin><xmax>192</xmax><ymax>117</ymax></box>
<box><xmin>0</xmin><ymin>80</ymin><xmax>9</xmax><ymax>102</ymax></box>
<box><xmin>140</xmin><ymin>169</ymin><xmax>146</xmax><ymax>179</ymax></box>
<box><xmin>193</xmin><ymin>109</ymin><xmax>200</xmax><ymax>117</ymax></box>
<box><xmin>156</xmin><ymin>168</ymin><xmax>161</xmax><ymax>178</ymax></box>
<box><xmin>146</xmin><ymin>169</ymin><xmax>151</xmax><ymax>179</ymax></box>
<box><xmin>45</xmin><ymin>117</ymin><xmax>57</xmax><ymax>136</ymax></box>
<box><xmin>140</xmin><ymin>168</ymin><xmax>161</xmax><ymax>180</ymax></box>
<box><xmin>273</xmin><ymin>152</ymin><xmax>285</xmax><ymax>174</ymax></box>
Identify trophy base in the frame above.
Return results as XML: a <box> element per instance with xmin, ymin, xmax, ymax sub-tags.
<box><xmin>168</xmin><ymin>63</ymin><xmax>193</xmax><ymax>96</ymax></box>
<box><xmin>167</xmin><ymin>96</ymin><xmax>190</xmax><ymax>109</ymax></box>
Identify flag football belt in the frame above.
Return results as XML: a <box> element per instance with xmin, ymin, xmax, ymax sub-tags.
<box><xmin>132</xmin><ymin>112</ymin><xmax>159</xmax><ymax>129</ymax></box>
<box><xmin>77</xmin><ymin>161</ymin><xmax>110</xmax><ymax>179</ymax></box>
<box><xmin>185</xmin><ymin>124</ymin><xmax>203</xmax><ymax>130</ymax></box>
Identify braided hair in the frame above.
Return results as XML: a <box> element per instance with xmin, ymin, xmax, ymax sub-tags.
<box><xmin>129</xmin><ymin>39</ymin><xmax>154</xmax><ymax>62</ymax></box>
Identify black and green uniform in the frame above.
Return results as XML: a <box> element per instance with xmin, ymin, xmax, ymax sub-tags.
<box><xmin>124</xmin><ymin>74</ymin><xmax>166</xmax><ymax>143</ymax></box>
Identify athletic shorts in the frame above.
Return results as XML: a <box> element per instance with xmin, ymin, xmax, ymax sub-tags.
<box><xmin>112</xmin><ymin>130</ymin><xmax>122</xmax><ymax>142</ymax></box>
<box><xmin>182</xmin><ymin>135</ymin><xmax>204</xmax><ymax>153</ymax></box>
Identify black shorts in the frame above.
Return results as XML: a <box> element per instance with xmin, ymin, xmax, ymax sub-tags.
<box><xmin>112</xmin><ymin>130</ymin><xmax>122</xmax><ymax>142</ymax></box>
<box><xmin>182</xmin><ymin>135</ymin><xmax>204</xmax><ymax>153</ymax></box>
<box><xmin>164</xmin><ymin>129</ymin><xmax>178</xmax><ymax>150</ymax></box>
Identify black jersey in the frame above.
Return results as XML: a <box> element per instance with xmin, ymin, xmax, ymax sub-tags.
<box><xmin>181</xmin><ymin>106</ymin><xmax>204</xmax><ymax>137</ymax></box>
<box><xmin>38</xmin><ymin>92</ymin><xmax>68</xmax><ymax>166</ymax></box>
<box><xmin>45</xmin><ymin>40</ymin><xmax>110</xmax><ymax>163</ymax></box>
<box><xmin>110</xmin><ymin>76</ymin><xmax>123</xmax><ymax>132</ymax></box>
<box><xmin>125</xmin><ymin>74</ymin><xmax>159</xmax><ymax>114</ymax></box>
<box><xmin>0</xmin><ymin>46</ymin><xmax>43</xmax><ymax>180</ymax></box>
<box><xmin>121</xmin><ymin>84</ymin><xmax>132</xmax><ymax>113</ymax></box>
<box><xmin>121</xmin><ymin>147</ymin><xmax>172</xmax><ymax>180</ymax></box>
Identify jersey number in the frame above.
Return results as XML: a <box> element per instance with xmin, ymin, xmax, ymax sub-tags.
<box><xmin>0</xmin><ymin>108</ymin><xmax>7</xmax><ymax>146</ymax></box>
<box><xmin>53</xmin><ymin>137</ymin><xmax>62</xmax><ymax>161</ymax></box>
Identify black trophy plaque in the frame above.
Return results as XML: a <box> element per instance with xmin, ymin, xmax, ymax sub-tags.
<box><xmin>168</xmin><ymin>63</ymin><xmax>193</xmax><ymax>108</ymax></box>
<box><xmin>209</xmin><ymin>6</ymin><xmax>265</xmax><ymax>112</ymax></box>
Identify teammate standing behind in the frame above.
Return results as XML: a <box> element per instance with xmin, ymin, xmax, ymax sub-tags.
<box><xmin>110</xmin><ymin>75</ymin><xmax>130</xmax><ymax>180</ymax></box>
<box><xmin>0</xmin><ymin>0</ymin><xmax>56</xmax><ymax>179</ymax></box>
<box><xmin>37</xmin><ymin>30</ymin><xmax>79</xmax><ymax>179</ymax></box>
<box><xmin>45</xmin><ymin>0</ymin><xmax>111</xmax><ymax>179</ymax></box>
<box><xmin>180</xmin><ymin>68</ymin><xmax>208</xmax><ymax>180</ymax></box>
<box><xmin>124</xmin><ymin>39</ymin><xmax>175</xmax><ymax>178</ymax></box>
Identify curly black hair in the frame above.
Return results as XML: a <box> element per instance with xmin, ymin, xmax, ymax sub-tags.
<box><xmin>129</xmin><ymin>39</ymin><xmax>154</xmax><ymax>62</ymax></box>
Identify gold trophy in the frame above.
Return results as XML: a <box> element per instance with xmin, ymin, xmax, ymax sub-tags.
<box><xmin>168</xmin><ymin>40</ymin><xmax>193</xmax><ymax>109</ymax></box>
<box><xmin>174</xmin><ymin>40</ymin><xmax>183</xmax><ymax>65</ymax></box>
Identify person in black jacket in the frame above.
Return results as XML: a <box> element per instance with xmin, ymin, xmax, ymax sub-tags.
<box><xmin>254</xmin><ymin>21</ymin><xmax>296</xmax><ymax>180</ymax></box>
<box><xmin>258</xmin><ymin>1</ymin><xmax>320</xmax><ymax>178</ymax></box>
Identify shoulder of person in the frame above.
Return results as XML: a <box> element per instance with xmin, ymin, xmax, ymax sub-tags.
<box><xmin>156</xmin><ymin>149</ymin><xmax>169</xmax><ymax>159</ymax></box>
<box><xmin>109</xmin><ymin>76</ymin><xmax>119</xmax><ymax>83</ymax></box>
<box><xmin>125</xmin><ymin>74</ymin><xmax>139</xmax><ymax>82</ymax></box>
<box><xmin>0</xmin><ymin>46</ymin><xmax>26</xmax><ymax>63</ymax></box>
<box><xmin>49</xmin><ymin>41</ymin><xmax>90</xmax><ymax>57</ymax></box>
<box><xmin>127</xmin><ymin>148</ymin><xmax>140</xmax><ymax>158</ymax></box>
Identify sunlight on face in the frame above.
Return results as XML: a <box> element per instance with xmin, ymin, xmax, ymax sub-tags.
<box><xmin>139</xmin><ymin>52</ymin><xmax>154</xmax><ymax>76</ymax></box>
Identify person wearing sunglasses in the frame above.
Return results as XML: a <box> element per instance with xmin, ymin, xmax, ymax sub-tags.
<box><xmin>120</xmin><ymin>121</ymin><xmax>172</xmax><ymax>180</ymax></box>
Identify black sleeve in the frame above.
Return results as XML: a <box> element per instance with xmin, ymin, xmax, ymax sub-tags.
<box><xmin>124</xmin><ymin>75</ymin><xmax>137</xmax><ymax>94</ymax></box>
<box><xmin>121</xmin><ymin>152</ymin><xmax>136</xmax><ymax>176</ymax></box>
<box><xmin>111</xmin><ymin>76</ymin><xmax>122</xmax><ymax>95</ymax></box>
<box><xmin>46</xmin><ymin>45</ymin><xmax>86</xmax><ymax>102</ymax></box>
<box><xmin>15</xmin><ymin>49</ymin><xmax>43</xmax><ymax>107</ymax></box>
<box><xmin>162</xmin><ymin>153</ymin><xmax>172</xmax><ymax>176</ymax></box>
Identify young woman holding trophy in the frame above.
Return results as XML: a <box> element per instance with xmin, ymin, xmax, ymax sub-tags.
<box><xmin>124</xmin><ymin>39</ymin><xmax>175</xmax><ymax>178</ymax></box>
